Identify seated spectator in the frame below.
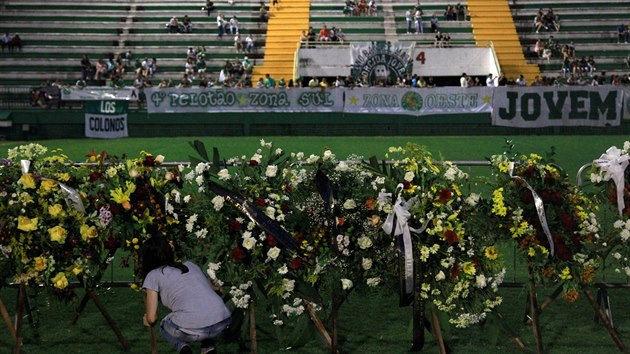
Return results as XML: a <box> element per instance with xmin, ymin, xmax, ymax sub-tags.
<box><xmin>430</xmin><ymin>14</ymin><xmax>439</xmax><ymax>33</ymax></box>
<box><xmin>81</xmin><ymin>55</ymin><xmax>94</xmax><ymax>81</ymax></box>
<box><xmin>358</xmin><ymin>0</ymin><xmax>367</xmax><ymax>15</ymax></box>
<box><xmin>434</xmin><ymin>31</ymin><xmax>445</xmax><ymax>48</ymax></box>
<box><xmin>444</xmin><ymin>5</ymin><xmax>456</xmax><ymax>21</ymax></box>
<box><xmin>149</xmin><ymin>57</ymin><xmax>158</xmax><ymax>76</ymax></box>
<box><xmin>242</xmin><ymin>56</ymin><xmax>253</xmax><ymax>73</ymax></box>
<box><xmin>319</xmin><ymin>25</ymin><xmax>331</xmax><ymax>41</ymax></box>
<box><xmin>256</xmin><ymin>78</ymin><xmax>264</xmax><ymax>88</ymax></box>
<box><xmin>335</xmin><ymin>28</ymin><xmax>346</xmax><ymax>43</ymax></box>
<box><xmin>534</xmin><ymin>15</ymin><xmax>547</xmax><ymax>33</ymax></box>
<box><xmin>455</xmin><ymin>3</ymin><xmax>467</xmax><ymax>21</ymax></box>
<box><xmin>617</xmin><ymin>24</ymin><xmax>629</xmax><ymax>44</ymax></box>
<box><xmin>264</xmin><ymin>73</ymin><xmax>276</xmax><ymax>88</ymax></box>
<box><xmin>587</xmin><ymin>56</ymin><xmax>596</xmax><ymax>73</ymax></box>
<box><xmin>182</xmin><ymin>15</ymin><xmax>193</xmax><ymax>33</ymax></box>
<box><xmin>185</xmin><ymin>57</ymin><xmax>196</xmax><ymax>78</ymax></box>
<box><xmin>204</xmin><ymin>0</ymin><xmax>215</xmax><ymax>16</ymax></box>
<box><xmin>542</xmin><ymin>47</ymin><xmax>552</xmax><ymax>62</ymax></box>
<box><xmin>367</xmin><ymin>0</ymin><xmax>377</xmax><ymax>16</ymax></box>
<box><xmin>245</xmin><ymin>34</ymin><xmax>254</xmax><ymax>53</ymax></box>
<box><xmin>166</xmin><ymin>16</ymin><xmax>180</xmax><ymax>33</ymax></box>
<box><xmin>277</xmin><ymin>77</ymin><xmax>286</xmax><ymax>88</ymax></box>
<box><xmin>516</xmin><ymin>74</ymin><xmax>527</xmax><ymax>86</ymax></box>
<box><xmin>229</xmin><ymin>16</ymin><xmax>239</xmax><ymax>35</ymax></box>
<box><xmin>308</xmin><ymin>77</ymin><xmax>319</xmax><ymax>88</ymax></box>
<box><xmin>178</xmin><ymin>73</ymin><xmax>193</xmax><ymax>88</ymax></box>
<box><xmin>259</xmin><ymin>3</ymin><xmax>268</xmax><ymax>22</ymax></box>
<box><xmin>544</xmin><ymin>8</ymin><xmax>560</xmax><ymax>32</ymax></box>
<box><xmin>1</xmin><ymin>32</ymin><xmax>12</xmax><ymax>52</ymax></box>
<box><xmin>300</xmin><ymin>30</ymin><xmax>308</xmax><ymax>47</ymax></box>
<box><xmin>534</xmin><ymin>39</ymin><xmax>543</xmax><ymax>57</ymax></box>
<box><xmin>234</xmin><ymin>33</ymin><xmax>243</xmax><ymax>52</ymax></box>
<box><xmin>307</xmin><ymin>26</ymin><xmax>316</xmax><ymax>45</ymax></box>
<box><xmin>343</xmin><ymin>0</ymin><xmax>354</xmax><ymax>16</ymax></box>
<box><xmin>196</xmin><ymin>56</ymin><xmax>207</xmax><ymax>79</ymax></box>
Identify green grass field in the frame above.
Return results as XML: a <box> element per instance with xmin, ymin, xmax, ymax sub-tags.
<box><xmin>1</xmin><ymin>135</ymin><xmax>630</xmax><ymax>353</ymax></box>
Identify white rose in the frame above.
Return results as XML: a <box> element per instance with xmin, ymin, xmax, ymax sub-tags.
<box><xmin>265</xmin><ymin>206</ymin><xmax>276</xmax><ymax>219</ymax></box>
<box><xmin>278</xmin><ymin>265</ymin><xmax>288</xmax><ymax>274</ymax></box>
<box><xmin>335</xmin><ymin>161</ymin><xmax>349</xmax><ymax>172</ymax></box>
<box><xmin>361</xmin><ymin>258</ymin><xmax>373</xmax><ymax>270</ymax></box>
<box><xmin>265</xmin><ymin>165</ymin><xmax>278</xmax><ymax>178</ymax></box>
<box><xmin>155</xmin><ymin>155</ymin><xmax>165</xmax><ymax>163</ymax></box>
<box><xmin>475</xmin><ymin>274</ymin><xmax>487</xmax><ymax>288</ymax></box>
<box><xmin>218</xmin><ymin>168</ymin><xmax>231</xmax><ymax>181</ymax></box>
<box><xmin>341</xmin><ymin>278</ymin><xmax>353</xmax><ymax>290</ymax></box>
<box><xmin>323</xmin><ymin>150</ymin><xmax>335</xmax><ymax>160</ymax></box>
<box><xmin>357</xmin><ymin>236</ymin><xmax>373</xmax><ymax>249</ymax></box>
<box><xmin>283</xmin><ymin>278</ymin><xmax>295</xmax><ymax>292</ymax></box>
<box><xmin>435</xmin><ymin>271</ymin><xmax>445</xmax><ymax>281</ymax></box>
<box><xmin>404</xmin><ymin>171</ymin><xmax>415</xmax><ymax>182</ymax></box>
<box><xmin>129</xmin><ymin>168</ymin><xmax>139</xmax><ymax>178</ymax></box>
<box><xmin>211</xmin><ymin>196</ymin><xmax>224</xmax><ymax>211</ymax></box>
<box><xmin>242</xmin><ymin>237</ymin><xmax>257</xmax><ymax>250</ymax></box>
<box><xmin>251</xmin><ymin>153</ymin><xmax>262</xmax><ymax>163</ymax></box>
<box><xmin>343</xmin><ymin>199</ymin><xmax>357</xmax><ymax>209</ymax></box>
<box><xmin>366</xmin><ymin>277</ymin><xmax>381</xmax><ymax>287</ymax></box>
<box><xmin>465</xmin><ymin>193</ymin><xmax>480</xmax><ymax>207</ymax></box>
<box><xmin>267</xmin><ymin>246</ymin><xmax>281</xmax><ymax>260</ymax></box>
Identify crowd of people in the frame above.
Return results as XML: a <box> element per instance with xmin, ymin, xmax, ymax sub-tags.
<box><xmin>342</xmin><ymin>0</ymin><xmax>378</xmax><ymax>17</ymax></box>
<box><xmin>533</xmin><ymin>8</ymin><xmax>560</xmax><ymax>33</ymax></box>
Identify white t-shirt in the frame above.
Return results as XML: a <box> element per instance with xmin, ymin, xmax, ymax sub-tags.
<box><xmin>486</xmin><ymin>77</ymin><xmax>496</xmax><ymax>87</ymax></box>
<box><xmin>460</xmin><ymin>76</ymin><xmax>469</xmax><ymax>88</ymax></box>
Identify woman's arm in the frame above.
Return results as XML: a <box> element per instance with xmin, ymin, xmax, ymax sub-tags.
<box><xmin>143</xmin><ymin>289</ymin><xmax>159</xmax><ymax>327</ymax></box>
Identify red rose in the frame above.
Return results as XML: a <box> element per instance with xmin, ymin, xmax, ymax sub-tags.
<box><xmin>444</xmin><ymin>229</ymin><xmax>458</xmax><ymax>245</ymax></box>
<box><xmin>521</xmin><ymin>189</ymin><xmax>534</xmax><ymax>203</ymax></box>
<box><xmin>284</xmin><ymin>185</ymin><xmax>293</xmax><ymax>193</ymax></box>
<box><xmin>267</xmin><ymin>234</ymin><xmax>278</xmax><ymax>247</ymax></box>
<box><xmin>104</xmin><ymin>235</ymin><xmax>118</xmax><ymax>252</ymax></box>
<box><xmin>402</xmin><ymin>180</ymin><xmax>411</xmax><ymax>190</ymax></box>
<box><xmin>249</xmin><ymin>160</ymin><xmax>259</xmax><ymax>167</ymax></box>
<box><xmin>559</xmin><ymin>213</ymin><xmax>574</xmax><ymax>231</ymax></box>
<box><xmin>144</xmin><ymin>155</ymin><xmax>156</xmax><ymax>166</ymax></box>
<box><xmin>281</xmin><ymin>203</ymin><xmax>290</xmax><ymax>214</ymax></box>
<box><xmin>290</xmin><ymin>258</ymin><xmax>302</xmax><ymax>270</ymax></box>
<box><xmin>228</xmin><ymin>220</ymin><xmax>242</xmax><ymax>233</ymax></box>
<box><xmin>438</xmin><ymin>188</ymin><xmax>452</xmax><ymax>204</ymax></box>
<box><xmin>255</xmin><ymin>198</ymin><xmax>266</xmax><ymax>207</ymax></box>
<box><xmin>89</xmin><ymin>171</ymin><xmax>102</xmax><ymax>182</ymax></box>
<box><xmin>231</xmin><ymin>247</ymin><xmax>246</xmax><ymax>261</ymax></box>
<box><xmin>450</xmin><ymin>263</ymin><xmax>460</xmax><ymax>278</ymax></box>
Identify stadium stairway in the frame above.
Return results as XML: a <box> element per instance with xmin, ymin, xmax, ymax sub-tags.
<box><xmin>253</xmin><ymin>0</ymin><xmax>310</xmax><ymax>83</ymax></box>
<box><xmin>467</xmin><ymin>0</ymin><xmax>540</xmax><ymax>83</ymax></box>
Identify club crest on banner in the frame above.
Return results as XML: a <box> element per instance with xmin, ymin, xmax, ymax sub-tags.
<box><xmin>351</xmin><ymin>42</ymin><xmax>414</xmax><ymax>86</ymax></box>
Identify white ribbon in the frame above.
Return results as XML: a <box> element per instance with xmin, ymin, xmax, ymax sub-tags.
<box><xmin>593</xmin><ymin>147</ymin><xmax>630</xmax><ymax>217</ymax></box>
<box><xmin>509</xmin><ymin>162</ymin><xmax>554</xmax><ymax>256</ymax></box>
<box><xmin>20</xmin><ymin>159</ymin><xmax>85</xmax><ymax>214</ymax></box>
<box><xmin>381</xmin><ymin>184</ymin><xmax>421</xmax><ymax>296</ymax></box>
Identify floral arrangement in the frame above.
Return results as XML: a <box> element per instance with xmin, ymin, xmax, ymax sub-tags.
<box><xmin>378</xmin><ymin>144</ymin><xmax>505</xmax><ymax>328</ymax></box>
<box><xmin>588</xmin><ymin>141</ymin><xmax>630</xmax><ymax>277</ymax></box>
<box><xmin>486</xmin><ymin>151</ymin><xmax>601</xmax><ymax>301</ymax></box>
<box><xmin>182</xmin><ymin>140</ymin><xmax>317</xmax><ymax>328</ymax></box>
<box><xmin>0</xmin><ymin>144</ymin><xmax>107</xmax><ymax>296</ymax></box>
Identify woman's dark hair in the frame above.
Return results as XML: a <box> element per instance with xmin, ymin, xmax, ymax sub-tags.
<box><xmin>140</xmin><ymin>236</ymin><xmax>188</xmax><ymax>279</ymax></box>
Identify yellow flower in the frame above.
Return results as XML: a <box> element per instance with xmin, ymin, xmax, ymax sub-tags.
<box><xmin>528</xmin><ymin>247</ymin><xmax>536</xmax><ymax>257</ymax></box>
<box><xmin>33</xmin><ymin>256</ymin><xmax>47</xmax><ymax>271</ymax></box>
<box><xmin>80</xmin><ymin>224</ymin><xmax>98</xmax><ymax>241</ymax></box>
<box><xmin>110</xmin><ymin>181</ymin><xmax>136</xmax><ymax>208</ymax></box>
<box><xmin>48</xmin><ymin>203</ymin><xmax>65</xmax><ymax>218</ymax></box>
<box><xmin>491</xmin><ymin>188</ymin><xmax>507</xmax><ymax>216</ymax></box>
<box><xmin>559</xmin><ymin>267</ymin><xmax>572</xmax><ymax>280</ymax></box>
<box><xmin>17</xmin><ymin>216</ymin><xmax>38</xmax><ymax>232</ymax></box>
<box><xmin>20</xmin><ymin>192</ymin><xmax>33</xmax><ymax>204</ymax></box>
<box><xmin>48</xmin><ymin>225</ymin><xmax>68</xmax><ymax>243</ymax></box>
<box><xmin>462</xmin><ymin>262</ymin><xmax>476</xmax><ymax>276</ymax></box>
<box><xmin>484</xmin><ymin>246</ymin><xmax>498</xmax><ymax>260</ymax></box>
<box><xmin>130</xmin><ymin>283</ymin><xmax>141</xmax><ymax>292</ymax></box>
<box><xmin>55</xmin><ymin>172</ymin><xmax>71</xmax><ymax>182</ymax></box>
<box><xmin>51</xmin><ymin>272</ymin><xmax>69</xmax><ymax>289</ymax></box>
<box><xmin>39</xmin><ymin>179</ymin><xmax>58</xmax><ymax>194</ymax></box>
<box><xmin>18</xmin><ymin>173</ymin><xmax>36</xmax><ymax>189</ymax></box>
<box><xmin>72</xmin><ymin>265</ymin><xmax>84</xmax><ymax>276</ymax></box>
<box><xmin>498</xmin><ymin>162</ymin><xmax>510</xmax><ymax>173</ymax></box>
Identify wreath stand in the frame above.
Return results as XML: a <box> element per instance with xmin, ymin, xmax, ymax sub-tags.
<box><xmin>1</xmin><ymin>297</ymin><xmax>16</xmax><ymax>342</ymax></box>
<box><xmin>69</xmin><ymin>252</ymin><xmax>131</xmax><ymax>352</ymax></box>
<box><xmin>9</xmin><ymin>283</ymin><xmax>45</xmax><ymax>354</ymax></box>
<box><xmin>523</xmin><ymin>262</ymin><xmax>627</xmax><ymax>354</ymax></box>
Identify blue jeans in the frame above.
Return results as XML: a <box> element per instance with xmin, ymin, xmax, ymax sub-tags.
<box><xmin>160</xmin><ymin>314</ymin><xmax>231</xmax><ymax>352</ymax></box>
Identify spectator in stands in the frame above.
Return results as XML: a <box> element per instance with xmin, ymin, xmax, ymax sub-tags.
<box><xmin>110</xmin><ymin>76</ymin><xmax>125</xmax><ymax>89</ymax></box>
<box><xmin>308</xmin><ymin>77</ymin><xmax>319</xmax><ymax>88</ymax></box>
<box><xmin>485</xmin><ymin>73</ymin><xmax>496</xmax><ymax>87</ymax></box>
<box><xmin>444</xmin><ymin>5</ymin><xmax>456</xmax><ymax>21</ymax></box>
<box><xmin>455</xmin><ymin>3</ymin><xmax>466</xmax><ymax>21</ymax></box>
<box><xmin>2</xmin><ymin>32</ymin><xmax>12</xmax><ymax>52</ymax></box>
<box><xmin>358</xmin><ymin>0</ymin><xmax>367</xmax><ymax>16</ymax></box>
<box><xmin>242</xmin><ymin>56</ymin><xmax>253</xmax><ymax>73</ymax></box>
<box><xmin>414</xmin><ymin>8</ymin><xmax>423</xmax><ymax>34</ymax></box>
<box><xmin>497</xmin><ymin>72</ymin><xmax>507</xmax><ymax>86</ymax></box>
<box><xmin>277</xmin><ymin>77</ymin><xmax>286</xmax><ymax>88</ymax></box>
<box><xmin>256</xmin><ymin>78</ymin><xmax>264</xmax><ymax>88</ymax></box>
<box><xmin>460</xmin><ymin>73</ymin><xmax>469</xmax><ymax>87</ymax></box>
<box><xmin>544</xmin><ymin>8</ymin><xmax>560</xmax><ymax>32</ymax></box>
<box><xmin>178</xmin><ymin>73</ymin><xmax>193</xmax><ymax>88</ymax></box>
<box><xmin>343</xmin><ymin>0</ymin><xmax>354</xmax><ymax>16</ymax></box>
<box><xmin>307</xmin><ymin>26</ymin><xmax>316</xmax><ymax>44</ymax></box>
<box><xmin>167</xmin><ymin>16</ymin><xmax>180</xmax><ymax>33</ymax></box>
<box><xmin>516</xmin><ymin>74</ymin><xmax>527</xmax><ymax>86</ymax></box>
<box><xmin>534</xmin><ymin>14</ymin><xmax>547</xmax><ymax>33</ymax></box>
<box><xmin>319</xmin><ymin>25</ymin><xmax>331</xmax><ymax>41</ymax></box>
<box><xmin>300</xmin><ymin>30</ymin><xmax>308</xmax><ymax>47</ymax></box>
<box><xmin>259</xmin><ymin>3</ymin><xmax>268</xmax><ymax>22</ymax></box>
<box><xmin>235</xmin><ymin>33</ymin><xmax>243</xmax><ymax>52</ymax></box>
<box><xmin>245</xmin><ymin>34</ymin><xmax>254</xmax><ymax>53</ymax></box>
<box><xmin>182</xmin><ymin>15</ymin><xmax>193</xmax><ymax>33</ymax></box>
<box><xmin>617</xmin><ymin>24</ymin><xmax>629</xmax><ymax>44</ymax></box>
<box><xmin>185</xmin><ymin>57</ymin><xmax>195</xmax><ymax>79</ymax></box>
<box><xmin>405</xmin><ymin>9</ymin><xmax>413</xmax><ymax>34</ymax></box>
<box><xmin>587</xmin><ymin>56</ymin><xmax>596</xmax><ymax>73</ymax></box>
<box><xmin>196</xmin><ymin>55</ymin><xmax>207</xmax><ymax>79</ymax></box>
<box><xmin>264</xmin><ymin>73</ymin><xmax>276</xmax><ymax>88</ymax></box>
<box><xmin>81</xmin><ymin>55</ymin><xmax>94</xmax><ymax>81</ymax></box>
<box><xmin>367</xmin><ymin>0</ymin><xmax>377</xmax><ymax>16</ymax></box>
<box><xmin>426</xmin><ymin>76</ymin><xmax>436</xmax><ymax>87</ymax></box>
<box><xmin>336</xmin><ymin>28</ymin><xmax>346</xmax><ymax>43</ymax></box>
<box><xmin>229</xmin><ymin>16</ymin><xmax>239</xmax><ymax>35</ymax></box>
<box><xmin>434</xmin><ymin>31</ymin><xmax>445</xmax><ymax>48</ymax></box>
<box><xmin>11</xmin><ymin>33</ymin><xmax>22</xmax><ymax>52</ymax></box>
<box><xmin>430</xmin><ymin>14</ymin><xmax>439</xmax><ymax>33</ymax></box>
<box><xmin>204</xmin><ymin>0</ymin><xmax>215</xmax><ymax>16</ymax></box>
<box><xmin>320</xmin><ymin>78</ymin><xmax>329</xmax><ymax>88</ymax></box>
<box><xmin>150</xmin><ymin>58</ymin><xmax>158</xmax><ymax>76</ymax></box>
<box><xmin>217</xmin><ymin>14</ymin><xmax>226</xmax><ymax>37</ymax></box>
<box><xmin>334</xmin><ymin>76</ymin><xmax>345</xmax><ymax>87</ymax></box>
<box><xmin>534</xmin><ymin>39</ymin><xmax>543</xmax><ymax>57</ymax></box>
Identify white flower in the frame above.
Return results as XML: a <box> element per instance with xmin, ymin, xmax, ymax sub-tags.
<box><xmin>129</xmin><ymin>168</ymin><xmax>139</xmax><ymax>178</ymax></box>
<box><xmin>465</xmin><ymin>193</ymin><xmax>480</xmax><ymax>207</ymax></box>
<box><xmin>267</xmin><ymin>247</ymin><xmax>281</xmax><ymax>261</ymax></box>
<box><xmin>275</xmin><ymin>148</ymin><xmax>283</xmax><ymax>155</ymax></box>
<box><xmin>357</xmin><ymin>236</ymin><xmax>373</xmax><ymax>249</ymax></box>
<box><xmin>335</xmin><ymin>161</ymin><xmax>349</xmax><ymax>172</ymax></box>
<box><xmin>195</xmin><ymin>162</ymin><xmax>207</xmax><ymax>174</ymax></box>
<box><xmin>343</xmin><ymin>199</ymin><xmax>357</xmax><ymax>209</ymax></box>
<box><xmin>306</xmin><ymin>154</ymin><xmax>320</xmax><ymax>164</ymax></box>
<box><xmin>250</xmin><ymin>153</ymin><xmax>262</xmax><ymax>163</ymax></box>
<box><xmin>183</xmin><ymin>195</ymin><xmax>191</xmax><ymax>203</ymax></box>
<box><xmin>273</xmin><ymin>320</ymin><xmax>284</xmax><ymax>326</ymax></box>
<box><xmin>218</xmin><ymin>169</ymin><xmax>231</xmax><ymax>181</ymax></box>
<box><xmin>278</xmin><ymin>265</ymin><xmax>288</xmax><ymax>274</ymax></box>
<box><xmin>211</xmin><ymin>196</ymin><xmax>224</xmax><ymax>211</ymax></box>
<box><xmin>366</xmin><ymin>277</ymin><xmax>381</xmax><ymax>287</ymax></box>
<box><xmin>404</xmin><ymin>171</ymin><xmax>415</xmax><ymax>182</ymax></box>
<box><xmin>323</xmin><ymin>150</ymin><xmax>335</xmax><ymax>160</ymax></box>
<box><xmin>195</xmin><ymin>175</ymin><xmax>204</xmax><ymax>186</ymax></box>
<box><xmin>296</xmin><ymin>152</ymin><xmax>304</xmax><ymax>160</ymax></box>
<box><xmin>341</xmin><ymin>278</ymin><xmax>353</xmax><ymax>290</ymax></box>
<box><xmin>613</xmin><ymin>252</ymin><xmax>622</xmax><ymax>260</ymax></box>
<box><xmin>265</xmin><ymin>206</ymin><xmax>276</xmax><ymax>219</ymax></box>
<box><xmin>362</xmin><ymin>258</ymin><xmax>373</xmax><ymax>270</ymax></box>
<box><xmin>195</xmin><ymin>229</ymin><xmax>208</xmax><ymax>239</ymax></box>
<box><xmin>435</xmin><ymin>271</ymin><xmax>445</xmax><ymax>281</ymax></box>
<box><xmin>444</xmin><ymin>167</ymin><xmax>457</xmax><ymax>181</ymax></box>
<box><xmin>614</xmin><ymin>220</ymin><xmax>626</xmax><ymax>229</ymax></box>
<box><xmin>155</xmin><ymin>155</ymin><xmax>165</xmax><ymax>163</ymax></box>
<box><xmin>265</xmin><ymin>165</ymin><xmax>278</xmax><ymax>178</ymax></box>
<box><xmin>475</xmin><ymin>274</ymin><xmax>487</xmax><ymax>288</ymax></box>
<box><xmin>624</xmin><ymin>141</ymin><xmax>630</xmax><ymax>152</ymax></box>
<box><xmin>375</xmin><ymin>176</ymin><xmax>385</xmax><ymax>184</ymax></box>
<box><xmin>621</xmin><ymin>229</ymin><xmax>630</xmax><ymax>241</ymax></box>
<box><xmin>242</xmin><ymin>237</ymin><xmax>257</xmax><ymax>250</ymax></box>
<box><xmin>283</xmin><ymin>278</ymin><xmax>295</xmax><ymax>292</ymax></box>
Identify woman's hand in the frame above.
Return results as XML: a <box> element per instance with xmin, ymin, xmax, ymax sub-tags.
<box><xmin>143</xmin><ymin>313</ymin><xmax>151</xmax><ymax>327</ymax></box>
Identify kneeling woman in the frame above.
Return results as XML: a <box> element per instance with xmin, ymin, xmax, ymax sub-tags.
<box><xmin>141</xmin><ymin>236</ymin><xmax>231</xmax><ymax>354</ymax></box>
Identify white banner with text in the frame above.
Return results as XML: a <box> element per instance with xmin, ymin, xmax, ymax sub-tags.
<box><xmin>62</xmin><ymin>87</ymin><xmax>139</xmax><ymax>101</ymax></box>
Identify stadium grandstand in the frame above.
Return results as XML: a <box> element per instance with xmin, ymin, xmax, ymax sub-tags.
<box><xmin>0</xmin><ymin>0</ymin><xmax>628</xmax><ymax>139</ymax></box>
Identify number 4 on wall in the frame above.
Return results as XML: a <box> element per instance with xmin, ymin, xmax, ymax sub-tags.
<box><xmin>416</xmin><ymin>51</ymin><xmax>426</xmax><ymax>64</ymax></box>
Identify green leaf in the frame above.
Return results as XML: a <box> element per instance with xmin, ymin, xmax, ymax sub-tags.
<box><xmin>295</xmin><ymin>279</ymin><xmax>323</xmax><ymax>304</ymax></box>
<box><xmin>189</xmin><ymin>140</ymin><xmax>210</xmax><ymax>162</ymax></box>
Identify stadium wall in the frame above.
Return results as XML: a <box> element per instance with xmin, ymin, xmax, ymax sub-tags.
<box><xmin>1</xmin><ymin>110</ymin><xmax>629</xmax><ymax>140</ymax></box>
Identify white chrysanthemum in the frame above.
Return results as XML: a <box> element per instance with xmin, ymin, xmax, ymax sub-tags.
<box><xmin>265</xmin><ymin>165</ymin><xmax>278</xmax><ymax>178</ymax></box>
<box><xmin>343</xmin><ymin>199</ymin><xmax>357</xmax><ymax>209</ymax></box>
<box><xmin>211</xmin><ymin>196</ymin><xmax>224</xmax><ymax>211</ymax></box>
<box><xmin>195</xmin><ymin>229</ymin><xmax>208</xmax><ymax>239</ymax></box>
<box><xmin>475</xmin><ymin>274</ymin><xmax>487</xmax><ymax>288</ymax></box>
<box><xmin>335</xmin><ymin>161</ymin><xmax>349</xmax><ymax>172</ymax></box>
<box><xmin>265</xmin><ymin>206</ymin><xmax>276</xmax><ymax>219</ymax></box>
<box><xmin>217</xmin><ymin>168</ymin><xmax>231</xmax><ymax>181</ymax></box>
<box><xmin>366</xmin><ymin>277</ymin><xmax>381</xmax><ymax>287</ymax></box>
<box><xmin>465</xmin><ymin>193</ymin><xmax>480</xmax><ymax>207</ymax></box>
